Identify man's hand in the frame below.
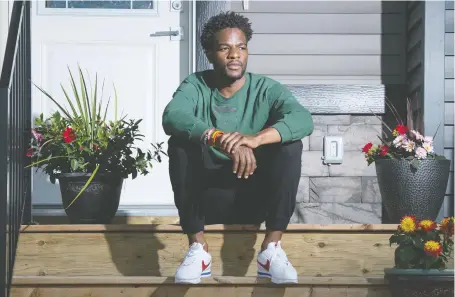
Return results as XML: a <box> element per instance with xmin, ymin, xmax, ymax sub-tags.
<box><xmin>218</xmin><ymin>132</ymin><xmax>260</xmax><ymax>155</ymax></box>
<box><xmin>229</xmin><ymin>146</ymin><xmax>257</xmax><ymax>179</ymax></box>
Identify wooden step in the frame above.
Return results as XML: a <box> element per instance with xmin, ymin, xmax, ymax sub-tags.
<box><xmin>11</xmin><ymin>276</ymin><xmax>390</xmax><ymax>297</ymax></box>
<box><xmin>13</xmin><ymin>223</ymin><xmax>416</xmax><ymax>278</ymax></box>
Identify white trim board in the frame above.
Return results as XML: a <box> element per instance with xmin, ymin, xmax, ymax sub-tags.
<box><xmin>32</xmin><ymin>204</ymin><xmax>179</xmax><ymax>217</ymax></box>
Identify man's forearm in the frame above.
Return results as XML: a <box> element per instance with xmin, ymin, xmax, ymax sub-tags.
<box><xmin>255</xmin><ymin>127</ymin><xmax>282</xmax><ymax>146</ymax></box>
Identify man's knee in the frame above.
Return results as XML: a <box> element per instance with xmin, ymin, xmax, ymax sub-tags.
<box><xmin>259</xmin><ymin>140</ymin><xmax>303</xmax><ymax>161</ymax></box>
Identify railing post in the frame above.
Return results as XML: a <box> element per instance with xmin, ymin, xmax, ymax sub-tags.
<box><xmin>0</xmin><ymin>87</ymin><xmax>8</xmax><ymax>297</ymax></box>
<box><xmin>22</xmin><ymin>0</ymin><xmax>32</xmax><ymax>225</ymax></box>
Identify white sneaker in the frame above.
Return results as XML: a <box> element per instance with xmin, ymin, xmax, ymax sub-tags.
<box><xmin>257</xmin><ymin>241</ymin><xmax>298</xmax><ymax>284</ymax></box>
<box><xmin>175</xmin><ymin>242</ymin><xmax>212</xmax><ymax>284</ymax></box>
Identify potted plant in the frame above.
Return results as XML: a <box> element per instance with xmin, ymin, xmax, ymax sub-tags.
<box><xmin>385</xmin><ymin>215</ymin><xmax>454</xmax><ymax>297</ymax></box>
<box><xmin>26</xmin><ymin>65</ymin><xmax>166</xmax><ymax>224</ymax></box>
<box><xmin>361</xmin><ymin>102</ymin><xmax>450</xmax><ymax>222</ymax></box>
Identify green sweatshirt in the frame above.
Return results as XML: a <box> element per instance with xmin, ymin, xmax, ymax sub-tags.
<box><xmin>162</xmin><ymin>70</ymin><xmax>314</xmax><ymax>161</ymax></box>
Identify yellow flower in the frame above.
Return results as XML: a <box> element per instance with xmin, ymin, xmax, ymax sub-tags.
<box><xmin>400</xmin><ymin>216</ymin><xmax>417</xmax><ymax>233</ymax></box>
<box><xmin>424</xmin><ymin>240</ymin><xmax>442</xmax><ymax>257</ymax></box>
<box><xmin>440</xmin><ymin>217</ymin><xmax>454</xmax><ymax>236</ymax></box>
<box><xmin>419</xmin><ymin>220</ymin><xmax>437</xmax><ymax>232</ymax></box>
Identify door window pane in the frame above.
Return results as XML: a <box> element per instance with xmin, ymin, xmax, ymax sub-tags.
<box><xmin>45</xmin><ymin>0</ymin><xmax>154</xmax><ymax>9</ymax></box>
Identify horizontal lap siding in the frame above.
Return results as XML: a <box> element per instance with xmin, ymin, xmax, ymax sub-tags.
<box><xmin>406</xmin><ymin>1</ymin><xmax>425</xmax><ymax>141</ymax></box>
<box><xmin>445</xmin><ymin>1</ymin><xmax>454</xmax><ymax>209</ymax></box>
<box><xmin>231</xmin><ymin>0</ymin><xmax>406</xmax><ymax>85</ymax></box>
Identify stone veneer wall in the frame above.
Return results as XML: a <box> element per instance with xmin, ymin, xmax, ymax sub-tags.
<box><xmin>290</xmin><ymin>115</ymin><xmax>383</xmax><ymax>224</ymax></box>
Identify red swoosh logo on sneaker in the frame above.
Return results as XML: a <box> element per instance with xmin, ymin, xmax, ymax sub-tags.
<box><xmin>258</xmin><ymin>259</ymin><xmax>270</xmax><ymax>271</ymax></box>
<box><xmin>202</xmin><ymin>260</ymin><xmax>211</xmax><ymax>271</ymax></box>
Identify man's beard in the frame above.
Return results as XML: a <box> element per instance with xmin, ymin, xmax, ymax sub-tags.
<box><xmin>213</xmin><ymin>62</ymin><xmax>247</xmax><ymax>82</ymax></box>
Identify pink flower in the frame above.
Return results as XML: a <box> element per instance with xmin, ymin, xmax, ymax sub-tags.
<box><xmin>424</xmin><ymin>136</ymin><xmax>433</xmax><ymax>143</ymax></box>
<box><xmin>423</xmin><ymin>142</ymin><xmax>434</xmax><ymax>153</ymax></box>
<box><xmin>415</xmin><ymin>147</ymin><xmax>428</xmax><ymax>159</ymax></box>
<box><xmin>31</xmin><ymin>128</ymin><xmax>43</xmax><ymax>143</ymax></box>
<box><xmin>393</xmin><ymin>135</ymin><xmax>406</xmax><ymax>148</ymax></box>
<box><xmin>402</xmin><ymin>139</ymin><xmax>416</xmax><ymax>152</ymax></box>
<box><xmin>410</xmin><ymin>130</ymin><xmax>424</xmax><ymax>141</ymax></box>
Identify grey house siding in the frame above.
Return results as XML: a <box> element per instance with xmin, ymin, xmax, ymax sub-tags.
<box><xmin>406</xmin><ymin>1</ymin><xmax>424</xmax><ymax>134</ymax></box>
<box><xmin>444</xmin><ymin>1</ymin><xmax>454</xmax><ymax>216</ymax></box>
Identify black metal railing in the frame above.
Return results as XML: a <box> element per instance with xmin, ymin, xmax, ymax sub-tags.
<box><xmin>0</xmin><ymin>1</ymin><xmax>32</xmax><ymax>297</ymax></box>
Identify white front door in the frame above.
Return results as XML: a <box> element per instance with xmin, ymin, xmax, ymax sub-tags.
<box><xmin>30</xmin><ymin>0</ymin><xmax>191</xmax><ymax>210</ymax></box>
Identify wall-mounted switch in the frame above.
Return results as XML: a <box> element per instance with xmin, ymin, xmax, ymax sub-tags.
<box><xmin>322</xmin><ymin>136</ymin><xmax>343</xmax><ymax>165</ymax></box>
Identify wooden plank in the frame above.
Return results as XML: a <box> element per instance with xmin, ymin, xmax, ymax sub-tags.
<box><xmin>289</xmin><ymin>84</ymin><xmax>385</xmax><ymax>114</ymax></box>
<box><xmin>447</xmin><ymin>9</ymin><xmax>454</xmax><ymax>33</ymax></box>
<box><xmin>231</xmin><ymin>0</ymin><xmax>403</xmax><ymax>13</ymax></box>
<box><xmin>446</xmin><ymin>102</ymin><xmax>454</xmax><ymax>124</ymax></box>
<box><xmin>248</xmin><ymin>34</ymin><xmax>403</xmax><ymax>55</ymax></box>
<box><xmin>444</xmin><ymin>149</ymin><xmax>454</xmax><ymax>171</ymax></box>
<box><xmin>445</xmin><ymin>125</ymin><xmax>454</xmax><ymax>148</ymax></box>
<box><xmin>446</xmin><ymin>56</ymin><xmax>454</xmax><ymax>79</ymax></box>
<box><xmin>446</xmin><ymin>33</ymin><xmax>454</xmax><ymax>55</ymax></box>
<box><xmin>33</xmin><ymin>216</ymin><xmax>180</xmax><ymax>225</ymax></box>
<box><xmin>12</xmin><ymin>276</ymin><xmax>386</xmax><ymax>285</ymax></box>
<box><xmin>446</xmin><ymin>79</ymin><xmax>454</xmax><ymax>102</ymax></box>
<box><xmin>10</xmin><ymin>285</ymin><xmax>390</xmax><ymax>297</ymax></box>
<box><xmin>248</xmin><ymin>55</ymin><xmax>402</xmax><ymax>76</ymax></box>
<box><xmin>19</xmin><ymin>223</ymin><xmax>399</xmax><ymax>233</ymax></box>
<box><xmin>239</xmin><ymin>13</ymin><xmax>404</xmax><ymax>34</ymax></box>
<box><xmin>14</xmin><ymin>232</ymin><xmax>401</xmax><ymax>277</ymax></box>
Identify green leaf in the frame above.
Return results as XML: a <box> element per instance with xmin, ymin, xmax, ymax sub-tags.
<box><xmin>64</xmin><ymin>163</ymin><xmax>100</xmax><ymax>210</ymax></box>
<box><xmin>71</xmin><ymin>159</ymin><xmax>79</xmax><ymax>171</ymax></box>
<box><xmin>410</xmin><ymin>158</ymin><xmax>420</xmax><ymax>170</ymax></box>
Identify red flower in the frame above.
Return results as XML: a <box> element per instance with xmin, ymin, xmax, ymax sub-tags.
<box><xmin>394</xmin><ymin>124</ymin><xmax>408</xmax><ymax>135</ymax></box>
<box><xmin>362</xmin><ymin>142</ymin><xmax>373</xmax><ymax>153</ymax></box>
<box><xmin>93</xmin><ymin>144</ymin><xmax>99</xmax><ymax>151</ymax></box>
<box><xmin>62</xmin><ymin>127</ymin><xmax>76</xmax><ymax>143</ymax></box>
<box><xmin>26</xmin><ymin>148</ymin><xmax>33</xmax><ymax>157</ymax></box>
<box><xmin>379</xmin><ymin>145</ymin><xmax>389</xmax><ymax>156</ymax></box>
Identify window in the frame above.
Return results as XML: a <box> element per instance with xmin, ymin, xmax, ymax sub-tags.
<box><xmin>45</xmin><ymin>1</ymin><xmax>154</xmax><ymax>10</ymax></box>
<box><xmin>39</xmin><ymin>0</ymin><xmax>157</xmax><ymax>15</ymax></box>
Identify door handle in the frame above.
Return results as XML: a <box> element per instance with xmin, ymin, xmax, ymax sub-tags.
<box><xmin>150</xmin><ymin>30</ymin><xmax>179</xmax><ymax>37</ymax></box>
<box><xmin>150</xmin><ymin>27</ymin><xmax>183</xmax><ymax>41</ymax></box>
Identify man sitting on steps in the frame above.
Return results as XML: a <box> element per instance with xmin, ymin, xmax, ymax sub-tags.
<box><xmin>162</xmin><ymin>11</ymin><xmax>314</xmax><ymax>285</ymax></box>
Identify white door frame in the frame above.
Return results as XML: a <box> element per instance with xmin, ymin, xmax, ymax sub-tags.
<box><xmin>27</xmin><ymin>0</ymin><xmax>197</xmax><ymax>218</ymax></box>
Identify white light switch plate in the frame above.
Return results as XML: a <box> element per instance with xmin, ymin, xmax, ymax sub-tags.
<box><xmin>323</xmin><ymin>136</ymin><xmax>343</xmax><ymax>164</ymax></box>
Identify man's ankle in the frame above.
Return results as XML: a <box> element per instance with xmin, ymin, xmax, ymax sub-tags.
<box><xmin>188</xmin><ymin>232</ymin><xmax>208</xmax><ymax>252</ymax></box>
<box><xmin>261</xmin><ymin>230</ymin><xmax>283</xmax><ymax>251</ymax></box>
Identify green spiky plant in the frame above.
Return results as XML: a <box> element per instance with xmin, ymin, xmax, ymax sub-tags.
<box><xmin>26</xmin><ymin>65</ymin><xmax>166</xmax><ymax>209</ymax></box>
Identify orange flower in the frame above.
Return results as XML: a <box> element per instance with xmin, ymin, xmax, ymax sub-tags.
<box><xmin>424</xmin><ymin>240</ymin><xmax>442</xmax><ymax>257</ymax></box>
<box><xmin>400</xmin><ymin>215</ymin><xmax>417</xmax><ymax>233</ymax></box>
<box><xmin>440</xmin><ymin>217</ymin><xmax>454</xmax><ymax>236</ymax></box>
<box><xmin>419</xmin><ymin>220</ymin><xmax>437</xmax><ymax>232</ymax></box>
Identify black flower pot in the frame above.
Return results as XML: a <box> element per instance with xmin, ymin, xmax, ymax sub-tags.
<box><xmin>384</xmin><ymin>268</ymin><xmax>455</xmax><ymax>297</ymax></box>
<box><xmin>375</xmin><ymin>159</ymin><xmax>450</xmax><ymax>222</ymax></box>
<box><xmin>58</xmin><ymin>172</ymin><xmax>123</xmax><ymax>224</ymax></box>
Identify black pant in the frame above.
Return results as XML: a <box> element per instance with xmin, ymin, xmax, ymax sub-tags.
<box><xmin>167</xmin><ymin>137</ymin><xmax>303</xmax><ymax>234</ymax></box>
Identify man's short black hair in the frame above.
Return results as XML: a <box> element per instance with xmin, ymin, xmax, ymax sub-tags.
<box><xmin>200</xmin><ymin>11</ymin><xmax>253</xmax><ymax>52</ymax></box>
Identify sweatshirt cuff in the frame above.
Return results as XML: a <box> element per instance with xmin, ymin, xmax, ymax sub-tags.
<box><xmin>272</xmin><ymin>122</ymin><xmax>293</xmax><ymax>143</ymax></box>
<box><xmin>189</xmin><ymin>121</ymin><xmax>210</xmax><ymax>143</ymax></box>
